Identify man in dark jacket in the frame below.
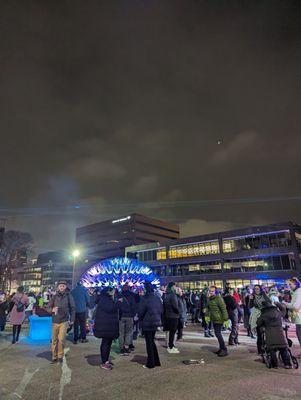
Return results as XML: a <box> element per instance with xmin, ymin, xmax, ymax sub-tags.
<box><xmin>139</xmin><ymin>283</ymin><xmax>163</xmax><ymax>369</ymax></box>
<box><xmin>224</xmin><ymin>288</ymin><xmax>239</xmax><ymax>345</ymax></box>
<box><xmin>118</xmin><ymin>284</ymin><xmax>137</xmax><ymax>355</ymax></box>
<box><xmin>257</xmin><ymin>302</ymin><xmax>292</xmax><ymax>368</ymax></box>
<box><xmin>163</xmin><ymin>282</ymin><xmax>180</xmax><ymax>353</ymax></box>
<box><xmin>48</xmin><ymin>281</ymin><xmax>76</xmax><ymax>363</ymax></box>
<box><xmin>71</xmin><ymin>282</ymin><xmax>90</xmax><ymax>344</ymax></box>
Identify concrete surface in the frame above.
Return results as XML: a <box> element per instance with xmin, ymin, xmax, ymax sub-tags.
<box><xmin>0</xmin><ymin>326</ymin><xmax>301</xmax><ymax>400</ymax></box>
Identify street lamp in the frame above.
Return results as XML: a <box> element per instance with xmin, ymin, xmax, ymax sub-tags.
<box><xmin>72</xmin><ymin>249</ymin><xmax>80</xmax><ymax>287</ymax></box>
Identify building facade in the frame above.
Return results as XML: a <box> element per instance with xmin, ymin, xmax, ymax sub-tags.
<box><xmin>21</xmin><ymin>259</ymin><xmax>42</xmax><ymax>293</ymax></box>
<box><xmin>37</xmin><ymin>251</ymin><xmax>73</xmax><ymax>289</ymax></box>
<box><xmin>73</xmin><ymin>213</ymin><xmax>179</xmax><ymax>283</ymax></box>
<box><xmin>126</xmin><ymin>222</ymin><xmax>301</xmax><ymax>289</ymax></box>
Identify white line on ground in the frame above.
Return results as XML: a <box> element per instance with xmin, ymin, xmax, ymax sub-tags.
<box><xmin>59</xmin><ymin>348</ymin><xmax>72</xmax><ymax>400</ymax></box>
<box><xmin>12</xmin><ymin>367</ymin><xmax>39</xmax><ymax>399</ymax></box>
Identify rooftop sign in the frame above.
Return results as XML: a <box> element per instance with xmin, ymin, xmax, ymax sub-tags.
<box><xmin>112</xmin><ymin>216</ymin><xmax>131</xmax><ymax>224</ymax></box>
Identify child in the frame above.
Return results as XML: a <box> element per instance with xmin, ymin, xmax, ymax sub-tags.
<box><xmin>257</xmin><ymin>301</ymin><xmax>292</xmax><ymax>369</ymax></box>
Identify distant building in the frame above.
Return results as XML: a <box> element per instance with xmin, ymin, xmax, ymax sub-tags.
<box><xmin>126</xmin><ymin>222</ymin><xmax>301</xmax><ymax>289</ymax></box>
<box><xmin>74</xmin><ymin>213</ymin><xmax>179</xmax><ymax>283</ymax></box>
<box><xmin>37</xmin><ymin>251</ymin><xmax>73</xmax><ymax>289</ymax></box>
<box><xmin>21</xmin><ymin>259</ymin><xmax>42</xmax><ymax>294</ymax></box>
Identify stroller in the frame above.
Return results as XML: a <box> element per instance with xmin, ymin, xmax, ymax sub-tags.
<box><xmin>260</xmin><ymin>326</ymin><xmax>298</xmax><ymax>369</ymax></box>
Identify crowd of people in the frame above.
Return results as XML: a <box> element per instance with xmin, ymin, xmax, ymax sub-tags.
<box><xmin>0</xmin><ymin>277</ymin><xmax>301</xmax><ymax>371</ymax></box>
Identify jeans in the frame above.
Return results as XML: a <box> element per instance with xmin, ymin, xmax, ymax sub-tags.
<box><xmin>213</xmin><ymin>323</ymin><xmax>226</xmax><ymax>351</ymax></box>
<box><xmin>119</xmin><ymin>317</ymin><xmax>134</xmax><ymax>348</ymax></box>
<box><xmin>144</xmin><ymin>331</ymin><xmax>161</xmax><ymax>368</ymax></box>
<box><xmin>296</xmin><ymin>324</ymin><xmax>301</xmax><ymax>347</ymax></box>
<box><xmin>100</xmin><ymin>338</ymin><xmax>113</xmax><ymax>364</ymax></box>
<box><xmin>74</xmin><ymin>312</ymin><xmax>87</xmax><ymax>341</ymax></box>
<box><xmin>228</xmin><ymin>310</ymin><xmax>239</xmax><ymax>344</ymax></box>
<box><xmin>51</xmin><ymin>322</ymin><xmax>68</xmax><ymax>360</ymax></box>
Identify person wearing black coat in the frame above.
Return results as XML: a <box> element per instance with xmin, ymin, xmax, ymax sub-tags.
<box><xmin>94</xmin><ymin>287</ymin><xmax>121</xmax><ymax>371</ymax></box>
<box><xmin>139</xmin><ymin>283</ymin><xmax>163</xmax><ymax>369</ymax></box>
<box><xmin>0</xmin><ymin>294</ymin><xmax>9</xmax><ymax>331</ymax></box>
<box><xmin>163</xmin><ymin>282</ymin><xmax>180</xmax><ymax>353</ymax></box>
<box><xmin>224</xmin><ymin>289</ymin><xmax>239</xmax><ymax>345</ymax></box>
<box><xmin>257</xmin><ymin>302</ymin><xmax>292</xmax><ymax>368</ymax></box>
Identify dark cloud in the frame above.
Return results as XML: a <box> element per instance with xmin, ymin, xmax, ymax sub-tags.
<box><xmin>0</xmin><ymin>0</ymin><xmax>300</xmax><ymax>251</ymax></box>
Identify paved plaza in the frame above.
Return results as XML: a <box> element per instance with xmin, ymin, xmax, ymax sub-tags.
<box><xmin>0</xmin><ymin>326</ymin><xmax>301</xmax><ymax>400</ymax></box>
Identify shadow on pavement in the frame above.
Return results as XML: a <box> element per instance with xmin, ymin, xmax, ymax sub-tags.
<box><xmin>36</xmin><ymin>350</ymin><xmax>52</xmax><ymax>361</ymax></box>
<box><xmin>130</xmin><ymin>354</ymin><xmax>147</xmax><ymax>365</ymax></box>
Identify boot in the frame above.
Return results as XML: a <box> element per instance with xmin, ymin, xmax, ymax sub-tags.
<box><xmin>204</xmin><ymin>331</ymin><xmax>211</xmax><ymax>338</ymax></box>
<box><xmin>209</xmin><ymin>331</ymin><xmax>214</xmax><ymax>337</ymax></box>
<box><xmin>217</xmin><ymin>349</ymin><xmax>228</xmax><ymax>357</ymax></box>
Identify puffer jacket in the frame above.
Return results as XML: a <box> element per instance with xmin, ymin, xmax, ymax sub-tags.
<box><xmin>163</xmin><ymin>292</ymin><xmax>179</xmax><ymax>319</ymax></box>
<box><xmin>208</xmin><ymin>294</ymin><xmax>228</xmax><ymax>324</ymax></box>
<box><xmin>94</xmin><ymin>293</ymin><xmax>120</xmax><ymax>339</ymax></box>
<box><xmin>139</xmin><ymin>293</ymin><xmax>163</xmax><ymax>332</ymax></box>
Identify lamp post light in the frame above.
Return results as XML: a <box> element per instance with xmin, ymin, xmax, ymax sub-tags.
<box><xmin>72</xmin><ymin>249</ymin><xmax>80</xmax><ymax>287</ymax></box>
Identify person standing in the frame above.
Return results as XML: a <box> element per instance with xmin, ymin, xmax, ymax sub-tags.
<box><xmin>223</xmin><ymin>288</ymin><xmax>239</xmax><ymax>345</ymax></box>
<box><xmin>176</xmin><ymin>287</ymin><xmax>187</xmax><ymax>341</ymax></box>
<box><xmin>200</xmin><ymin>287</ymin><xmax>214</xmax><ymax>338</ymax></box>
<box><xmin>249</xmin><ymin>284</ymin><xmax>271</xmax><ymax>355</ymax></box>
<box><xmin>9</xmin><ymin>286</ymin><xmax>29</xmax><ymax>344</ymax></box>
<box><xmin>25</xmin><ymin>292</ymin><xmax>36</xmax><ymax>321</ymax></box>
<box><xmin>233</xmin><ymin>288</ymin><xmax>243</xmax><ymax>323</ymax></box>
<box><xmin>163</xmin><ymin>282</ymin><xmax>180</xmax><ymax>354</ymax></box>
<box><xmin>48</xmin><ymin>281</ymin><xmax>76</xmax><ymax>363</ymax></box>
<box><xmin>284</xmin><ymin>278</ymin><xmax>301</xmax><ymax>352</ymax></box>
<box><xmin>94</xmin><ymin>287</ymin><xmax>121</xmax><ymax>371</ymax></box>
<box><xmin>139</xmin><ymin>283</ymin><xmax>163</xmax><ymax>369</ymax></box>
<box><xmin>242</xmin><ymin>286</ymin><xmax>255</xmax><ymax>338</ymax></box>
<box><xmin>0</xmin><ymin>293</ymin><xmax>9</xmax><ymax>332</ymax></box>
<box><xmin>71</xmin><ymin>282</ymin><xmax>90</xmax><ymax>344</ymax></box>
<box><xmin>208</xmin><ymin>286</ymin><xmax>229</xmax><ymax>357</ymax></box>
<box><xmin>118</xmin><ymin>284</ymin><xmax>136</xmax><ymax>355</ymax></box>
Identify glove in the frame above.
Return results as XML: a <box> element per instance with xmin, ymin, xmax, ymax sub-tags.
<box><xmin>223</xmin><ymin>320</ymin><xmax>229</xmax><ymax>329</ymax></box>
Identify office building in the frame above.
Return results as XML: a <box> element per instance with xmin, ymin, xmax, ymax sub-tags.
<box><xmin>126</xmin><ymin>222</ymin><xmax>301</xmax><ymax>289</ymax></box>
<box><xmin>73</xmin><ymin>213</ymin><xmax>179</xmax><ymax>283</ymax></box>
<box><xmin>38</xmin><ymin>251</ymin><xmax>73</xmax><ymax>289</ymax></box>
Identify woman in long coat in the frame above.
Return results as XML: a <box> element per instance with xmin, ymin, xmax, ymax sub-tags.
<box><xmin>9</xmin><ymin>286</ymin><xmax>29</xmax><ymax>344</ymax></box>
<box><xmin>139</xmin><ymin>283</ymin><xmax>163</xmax><ymax>369</ymax></box>
<box><xmin>94</xmin><ymin>287</ymin><xmax>121</xmax><ymax>371</ymax></box>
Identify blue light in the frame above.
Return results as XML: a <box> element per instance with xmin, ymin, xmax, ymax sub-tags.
<box><xmin>81</xmin><ymin>257</ymin><xmax>161</xmax><ymax>289</ymax></box>
<box><xmin>29</xmin><ymin>316</ymin><xmax>52</xmax><ymax>342</ymax></box>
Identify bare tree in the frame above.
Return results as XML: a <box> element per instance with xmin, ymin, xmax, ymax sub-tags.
<box><xmin>0</xmin><ymin>230</ymin><xmax>34</xmax><ymax>292</ymax></box>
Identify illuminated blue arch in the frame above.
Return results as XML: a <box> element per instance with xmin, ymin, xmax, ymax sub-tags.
<box><xmin>80</xmin><ymin>257</ymin><xmax>161</xmax><ymax>289</ymax></box>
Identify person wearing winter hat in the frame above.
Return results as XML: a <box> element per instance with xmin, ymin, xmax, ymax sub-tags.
<box><xmin>48</xmin><ymin>281</ymin><xmax>76</xmax><ymax>363</ymax></box>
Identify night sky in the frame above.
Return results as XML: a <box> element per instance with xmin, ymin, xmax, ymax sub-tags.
<box><xmin>0</xmin><ymin>0</ymin><xmax>300</xmax><ymax>252</ymax></box>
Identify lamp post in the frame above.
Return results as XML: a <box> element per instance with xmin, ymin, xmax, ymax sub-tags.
<box><xmin>72</xmin><ymin>249</ymin><xmax>80</xmax><ymax>287</ymax></box>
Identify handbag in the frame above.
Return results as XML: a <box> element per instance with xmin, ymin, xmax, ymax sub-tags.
<box><xmin>16</xmin><ymin>296</ymin><xmax>25</xmax><ymax>312</ymax></box>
